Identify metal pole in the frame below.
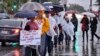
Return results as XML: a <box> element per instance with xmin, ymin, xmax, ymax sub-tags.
<box><xmin>62</xmin><ymin>0</ymin><xmax>67</xmax><ymax>11</ymax></box>
<box><xmin>90</xmin><ymin>0</ymin><xmax>92</xmax><ymax>12</ymax></box>
<box><xmin>1</xmin><ymin>0</ymin><xmax>4</xmax><ymax>10</ymax></box>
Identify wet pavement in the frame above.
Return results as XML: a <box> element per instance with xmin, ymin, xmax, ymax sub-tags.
<box><xmin>1</xmin><ymin>20</ymin><xmax>100</xmax><ymax>56</ymax></box>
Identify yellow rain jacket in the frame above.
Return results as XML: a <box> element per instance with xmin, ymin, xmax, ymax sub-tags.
<box><xmin>36</xmin><ymin>16</ymin><xmax>50</xmax><ymax>34</ymax></box>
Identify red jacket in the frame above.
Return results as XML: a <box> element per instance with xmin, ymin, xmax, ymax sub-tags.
<box><xmin>81</xmin><ymin>17</ymin><xmax>89</xmax><ymax>31</ymax></box>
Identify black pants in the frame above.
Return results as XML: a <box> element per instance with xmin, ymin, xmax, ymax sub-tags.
<box><xmin>58</xmin><ymin>32</ymin><xmax>64</xmax><ymax>45</ymax></box>
<box><xmin>65</xmin><ymin>32</ymin><xmax>71</xmax><ymax>45</ymax></box>
<box><xmin>54</xmin><ymin>35</ymin><xmax>58</xmax><ymax>48</ymax></box>
<box><xmin>73</xmin><ymin>31</ymin><xmax>76</xmax><ymax>41</ymax></box>
<box><xmin>25</xmin><ymin>47</ymin><xmax>37</xmax><ymax>56</ymax></box>
<box><xmin>82</xmin><ymin>30</ymin><xmax>88</xmax><ymax>42</ymax></box>
<box><xmin>91</xmin><ymin>31</ymin><xmax>99</xmax><ymax>40</ymax></box>
<box><xmin>46</xmin><ymin>35</ymin><xmax>53</xmax><ymax>54</ymax></box>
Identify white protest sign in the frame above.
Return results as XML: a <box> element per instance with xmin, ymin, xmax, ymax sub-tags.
<box><xmin>20</xmin><ymin>30</ymin><xmax>41</xmax><ymax>45</ymax></box>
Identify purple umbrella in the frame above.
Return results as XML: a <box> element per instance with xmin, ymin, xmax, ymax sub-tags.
<box><xmin>14</xmin><ymin>10</ymin><xmax>38</xmax><ymax>18</ymax></box>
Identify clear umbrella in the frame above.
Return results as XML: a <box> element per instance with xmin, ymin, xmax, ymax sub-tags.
<box><xmin>19</xmin><ymin>2</ymin><xmax>45</xmax><ymax>11</ymax></box>
<box><xmin>82</xmin><ymin>12</ymin><xmax>96</xmax><ymax>17</ymax></box>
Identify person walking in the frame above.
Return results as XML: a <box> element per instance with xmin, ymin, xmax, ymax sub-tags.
<box><xmin>45</xmin><ymin>8</ymin><xmax>57</xmax><ymax>56</ymax></box>
<box><xmin>24</xmin><ymin>17</ymin><xmax>39</xmax><ymax>56</ymax></box>
<box><xmin>81</xmin><ymin>15</ymin><xmax>89</xmax><ymax>42</ymax></box>
<box><xmin>71</xmin><ymin>13</ymin><xmax>78</xmax><ymax>41</ymax></box>
<box><xmin>51</xmin><ymin>11</ymin><xmax>60</xmax><ymax>48</ymax></box>
<box><xmin>36</xmin><ymin>10</ymin><xmax>50</xmax><ymax>56</ymax></box>
<box><xmin>58</xmin><ymin>24</ymin><xmax>64</xmax><ymax>45</ymax></box>
<box><xmin>63</xmin><ymin>13</ymin><xmax>71</xmax><ymax>45</ymax></box>
<box><xmin>90</xmin><ymin>17</ymin><xmax>100</xmax><ymax>41</ymax></box>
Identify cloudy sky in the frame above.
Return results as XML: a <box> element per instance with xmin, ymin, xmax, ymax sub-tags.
<box><xmin>67</xmin><ymin>0</ymin><xmax>98</xmax><ymax>11</ymax></box>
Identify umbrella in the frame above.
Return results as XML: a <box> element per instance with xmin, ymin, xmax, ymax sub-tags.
<box><xmin>66</xmin><ymin>10</ymin><xmax>78</xmax><ymax>14</ymax></box>
<box><xmin>44</xmin><ymin>7</ymin><xmax>52</xmax><ymax>14</ymax></box>
<box><xmin>52</xmin><ymin>4</ymin><xmax>64</xmax><ymax>13</ymax></box>
<box><xmin>44</xmin><ymin>7</ymin><xmax>52</xmax><ymax>12</ymax></box>
<box><xmin>43</xmin><ymin>2</ymin><xmax>53</xmax><ymax>6</ymax></box>
<box><xmin>19</xmin><ymin>2</ymin><xmax>45</xmax><ymax>11</ymax></box>
<box><xmin>82</xmin><ymin>12</ymin><xmax>96</xmax><ymax>17</ymax></box>
<box><xmin>42</xmin><ymin>2</ymin><xmax>53</xmax><ymax>8</ymax></box>
<box><xmin>14</xmin><ymin>10</ymin><xmax>38</xmax><ymax>18</ymax></box>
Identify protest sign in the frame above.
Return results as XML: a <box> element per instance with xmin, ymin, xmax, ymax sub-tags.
<box><xmin>20</xmin><ymin>30</ymin><xmax>41</xmax><ymax>45</ymax></box>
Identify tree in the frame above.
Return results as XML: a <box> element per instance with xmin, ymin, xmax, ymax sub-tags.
<box><xmin>68</xmin><ymin>4</ymin><xmax>86</xmax><ymax>13</ymax></box>
<box><xmin>3</xmin><ymin>0</ymin><xmax>28</xmax><ymax>13</ymax></box>
<box><xmin>20</xmin><ymin>0</ymin><xmax>27</xmax><ymax>4</ymax></box>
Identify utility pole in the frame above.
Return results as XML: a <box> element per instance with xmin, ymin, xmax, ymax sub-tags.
<box><xmin>39</xmin><ymin>0</ymin><xmax>41</xmax><ymax>3</ymax></box>
<box><xmin>60</xmin><ymin>0</ymin><xmax>67</xmax><ymax>11</ymax></box>
<box><xmin>90</xmin><ymin>0</ymin><xmax>92</xmax><ymax>12</ymax></box>
<box><xmin>1</xmin><ymin>0</ymin><xmax>4</xmax><ymax>9</ymax></box>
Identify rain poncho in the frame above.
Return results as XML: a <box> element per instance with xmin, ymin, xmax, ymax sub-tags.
<box><xmin>53</xmin><ymin>15</ymin><xmax>61</xmax><ymax>25</ymax></box>
<box><xmin>47</xmin><ymin>16</ymin><xmax>57</xmax><ymax>38</ymax></box>
<box><xmin>59</xmin><ymin>11</ymin><xmax>74</xmax><ymax>39</ymax></box>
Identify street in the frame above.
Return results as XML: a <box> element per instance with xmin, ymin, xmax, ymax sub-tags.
<box><xmin>0</xmin><ymin>0</ymin><xmax>100</xmax><ymax>56</ymax></box>
<box><xmin>0</xmin><ymin>16</ymin><xmax>100</xmax><ymax>56</ymax></box>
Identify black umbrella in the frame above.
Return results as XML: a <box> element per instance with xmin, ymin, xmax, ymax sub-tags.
<box><xmin>43</xmin><ymin>3</ymin><xmax>53</xmax><ymax>7</ymax></box>
<box><xmin>44</xmin><ymin>6</ymin><xmax>52</xmax><ymax>14</ymax></box>
<box><xmin>52</xmin><ymin>4</ymin><xmax>64</xmax><ymax>13</ymax></box>
<box><xmin>14</xmin><ymin>10</ymin><xmax>38</xmax><ymax>18</ymax></box>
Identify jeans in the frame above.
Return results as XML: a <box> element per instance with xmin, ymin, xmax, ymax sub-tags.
<box><xmin>39</xmin><ymin>33</ymin><xmax>47</xmax><ymax>56</ymax></box>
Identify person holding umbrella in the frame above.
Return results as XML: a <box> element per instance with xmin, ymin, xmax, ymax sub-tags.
<box><xmin>81</xmin><ymin>15</ymin><xmax>89</xmax><ymax>42</ymax></box>
<box><xmin>14</xmin><ymin>10</ymin><xmax>39</xmax><ymax>56</ymax></box>
<box><xmin>24</xmin><ymin>17</ymin><xmax>39</xmax><ymax>56</ymax></box>
<box><xmin>90</xmin><ymin>17</ymin><xmax>100</xmax><ymax>41</ymax></box>
<box><xmin>71</xmin><ymin>13</ymin><xmax>78</xmax><ymax>41</ymax></box>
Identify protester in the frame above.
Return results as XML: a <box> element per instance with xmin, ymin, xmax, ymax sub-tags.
<box><xmin>63</xmin><ymin>13</ymin><xmax>71</xmax><ymax>45</ymax></box>
<box><xmin>81</xmin><ymin>15</ymin><xmax>89</xmax><ymax>42</ymax></box>
<box><xmin>51</xmin><ymin>11</ymin><xmax>60</xmax><ymax>48</ymax></box>
<box><xmin>90</xmin><ymin>17</ymin><xmax>100</xmax><ymax>41</ymax></box>
<box><xmin>63</xmin><ymin>13</ymin><xmax>74</xmax><ymax>43</ymax></box>
<box><xmin>51</xmin><ymin>12</ymin><xmax>63</xmax><ymax>46</ymax></box>
<box><xmin>71</xmin><ymin>13</ymin><xmax>78</xmax><ymax>41</ymax></box>
<box><xmin>36</xmin><ymin>10</ymin><xmax>50</xmax><ymax>56</ymax></box>
<box><xmin>58</xmin><ymin>24</ymin><xmax>64</xmax><ymax>45</ymax></box>
<box><xmin>44</xmin><ymin>8</ymin><xmax>57</xmax><ymax>56</ymax></box>
<box><xmin>24</xmin><ymin>17</ymin><xmax>39</xmax><ymax>56</ymax></box>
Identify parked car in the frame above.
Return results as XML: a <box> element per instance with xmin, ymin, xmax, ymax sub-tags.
<box><xmin>0</xmin><ymin>19</ymin><xmax>28</xmax><ymax>46</ymax></box>
<box><xmin>0</xmin><ymin>9</ymin><xmax>10</xmax><ymax>19</ymax></box>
